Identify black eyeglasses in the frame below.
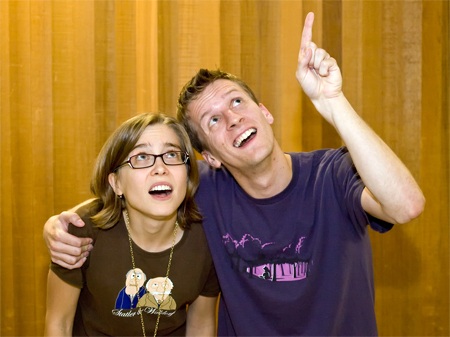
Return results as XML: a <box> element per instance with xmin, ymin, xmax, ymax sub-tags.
<box><xmin>114</xmin><ymin>151</ymin><xmax>189</xmax><ymax>172</ymax></box>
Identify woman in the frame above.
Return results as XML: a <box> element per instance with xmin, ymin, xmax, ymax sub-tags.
<box><xmin>45</xmin><ymin>113</ymin><xmax>220</xmax><ymax>336</ymax></box>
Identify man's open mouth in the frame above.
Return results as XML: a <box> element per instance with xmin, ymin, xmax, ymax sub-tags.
<box><xmin>233</xmin><ymin>128</ymin><xmax>256</xmax><ymax>148</ymax></box>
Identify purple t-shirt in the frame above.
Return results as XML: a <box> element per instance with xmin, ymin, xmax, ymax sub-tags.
<box><xmin>195</xmin><ymin>147</ymin><xmax>393</xmax><ymax>336</ymax></box>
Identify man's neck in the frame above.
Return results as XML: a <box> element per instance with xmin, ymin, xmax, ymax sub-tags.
<box><xmin>228</xmin><ymin>148</ymin><xmax>293</xmax><ymax>199</ymax></box>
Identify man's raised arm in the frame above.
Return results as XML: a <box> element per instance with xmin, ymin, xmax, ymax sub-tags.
<box><xmin>296</xmin><ymin>12</ymin><xmax>425</xmax><ymax>224</ymax></box>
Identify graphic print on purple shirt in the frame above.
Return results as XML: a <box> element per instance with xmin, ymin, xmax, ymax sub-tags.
<box><xmin>223</xmin><ymin>233</ymin><xmax>308</xmax><ymax>281</ymax></box>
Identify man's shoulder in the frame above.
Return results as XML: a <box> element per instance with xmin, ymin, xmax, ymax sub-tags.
<box><xmin>290</xmin><ymin>147</ymin><xmax>351</xmax><ymax>167</ymax></box>
<box><xmin>197</xmin><ymin>160</ymin><xmax>233</xmax><ymax>181</ymax></box>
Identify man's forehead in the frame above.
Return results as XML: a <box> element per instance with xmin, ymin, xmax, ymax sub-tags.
<box><xmin>188</xmin><ymin>80</ymin><xmax>241</xmax><ymax>114</ymax></box>
<box><xmin>205</xmin><ymin>79</ymin><xmax>243</xmax><ymax>97</ymax></box>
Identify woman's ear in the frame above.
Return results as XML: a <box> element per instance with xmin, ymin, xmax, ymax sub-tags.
<box><xmin>108</xmin><ymin>172</ymin><xmax>123</xmax><ymax>196</ymax></box>
<box><xmin>201</xmin><ymin>151</ymin><xmax>222</xmax><ymax>169</ymax></box>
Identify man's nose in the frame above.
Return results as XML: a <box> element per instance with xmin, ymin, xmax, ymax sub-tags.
<box><xmin>226</xmin><ymin>109</ymin><xmax>243</xmax><ymax>129</ymax></box>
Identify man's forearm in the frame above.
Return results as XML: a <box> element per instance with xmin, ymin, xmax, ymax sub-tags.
<box><xmin>316</xmin><ymin>93</ymin><xmax>425</xmax><ymax>223</ymax></box>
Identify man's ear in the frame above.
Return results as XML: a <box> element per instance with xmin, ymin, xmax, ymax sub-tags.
<box><xmin>201</xmin><ymin>151</ymin><xmax>222</xmax><ymax>169</ymax></box>
<box><xmin>108</xmin><ymin>172</ymin><xmax>123</xmax><ymax>196</ymax></box>
<box><xmin>259</xmin><ymin>103</ymin><xmax>274</xmax><ymax>124</ymax></box>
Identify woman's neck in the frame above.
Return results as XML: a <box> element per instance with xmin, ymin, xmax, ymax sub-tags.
<box><xmin>124</xmin><ymin>210</ymin><xmax>182</xmax><ymax>252</ymax></box>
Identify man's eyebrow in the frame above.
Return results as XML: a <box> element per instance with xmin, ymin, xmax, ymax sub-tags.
<box><xmin>199</xmin><ymin>107</ymin><xmax>212</xmax><ymax>125</ymax></box>
<box><xmin>199</xmin><ymin>88</ymin><xmax>239</xmax><ymax>124</ymax></box>
<box><xmin>223</xmin><ymin>88</ymin><xmax>238</xmax><ymax>97</ymax></box>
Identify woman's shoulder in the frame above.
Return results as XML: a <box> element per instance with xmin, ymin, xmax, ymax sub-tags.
<box><xmin>68</xmin><ymin>199</ymin><xmax>103</xmax><ymax>238</ymax></box>
<box><xmin>183</xmin><ymin>221</ymin><xmax>208</xmax><ymax>246</ymax></box>
<box><xmin>76</xmin><ymin>199</ymin><xmax>103</xmax><ymax>218</ymax></box>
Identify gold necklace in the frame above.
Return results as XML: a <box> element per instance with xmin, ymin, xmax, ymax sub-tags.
<box><xmin>123</xmin><ymin>210</ymin><xmax>179</xmax><ymax>337</ymax></box>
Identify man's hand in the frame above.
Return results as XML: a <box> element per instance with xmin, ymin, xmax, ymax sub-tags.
<box><xmin>296</xmin><ymin>12</ymin><xmax>342</xmax><ymax>108</ymax></box>
<box><xmin>43</xmin><ymin>212</ymin><xmax>93</xmax><ymax>269</ymax></box>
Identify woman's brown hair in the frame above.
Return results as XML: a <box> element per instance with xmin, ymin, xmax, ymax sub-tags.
<box><xmin>90</xmin><ymin>112</ymin><xmax>201</xmax><ymax>230</ymax></box>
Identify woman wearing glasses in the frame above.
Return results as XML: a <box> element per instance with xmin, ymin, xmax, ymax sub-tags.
<box><xmin>45</xmin><ymin>113</ymin><xmax>220</xmax><ymax>337</ymax></box>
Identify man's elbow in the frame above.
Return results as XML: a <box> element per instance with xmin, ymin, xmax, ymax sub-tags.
<box><xmin>396</xmin><ymin>194</ymin><xmax>426</xmax><ymax>224</ymax></box>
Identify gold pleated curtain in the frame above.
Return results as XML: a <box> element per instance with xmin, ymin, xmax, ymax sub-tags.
<box><xmin>1</xmin><ymin>0</ymin><xmax>448</xmax><ymax>335</ymax></box>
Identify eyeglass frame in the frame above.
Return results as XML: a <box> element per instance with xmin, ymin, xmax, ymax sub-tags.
<box><xmin>113</xmin><ymin>151</ymin><xmax>190</xmax><ymax>172</ymax></box>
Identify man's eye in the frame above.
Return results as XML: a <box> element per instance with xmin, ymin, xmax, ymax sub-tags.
<box><xmin>209</xmin><ymin>116</ymin><xmax>219</xmax><ymax>127</ymax></box>
<box><xmin>232</xmin><ymin>98</ymin><xmax>242</xmax><ymax>107</ymax></box>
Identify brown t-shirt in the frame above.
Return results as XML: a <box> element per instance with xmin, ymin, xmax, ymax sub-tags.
<box><xmin>51</xmin><ymin>201</ymin><xmax>220</xmax><ymax>336</ymax></box>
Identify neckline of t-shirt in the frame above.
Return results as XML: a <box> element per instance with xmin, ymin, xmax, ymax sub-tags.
<box><xmin>234</xmin><ymin>153</ymin><xmax>300</xmax><ymax>205</ymax></box>
<box><xmin>119</xmin><ymin>217</ymin><xmax>188</xmax><ymax>257</ymax></box>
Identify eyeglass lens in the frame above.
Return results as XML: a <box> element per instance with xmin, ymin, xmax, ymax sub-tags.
<box><xmin>130</xmin><ymin>151</ymin><xmax>187</xmax><ymax>168</ymax></box>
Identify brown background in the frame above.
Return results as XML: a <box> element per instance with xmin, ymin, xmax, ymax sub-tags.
<box><xmin>1</xmin><ymin>0</ymin><xmax>448</xmax><ymax>335</ymax></box>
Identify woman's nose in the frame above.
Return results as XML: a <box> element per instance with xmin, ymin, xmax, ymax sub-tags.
<box><xmin>150</xmin><ymin>157</ymin><xmax>168</xmax><ymax>175</ymax></box>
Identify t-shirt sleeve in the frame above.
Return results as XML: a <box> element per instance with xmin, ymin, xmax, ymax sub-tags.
<box><xmin>192</xmin><ymin>221</ymin><xmax>220</xmax><ymax>298</ymax></box>
<box><xmin>50</xmin><ymin>261</ymin><xmax>84</xmax><ymax>288</ymax></box>
<box><xmin>199</xmin><ymin>260</ymin><xmax>220</xmax><ymax>298</ymax></box>
<box><xmin>49</xmin><ymin>200</ymin><xmax>101</xmax><ymax>288</ymax></box>
<box><xmin>332</xmin><ymin>147</ymin><xmax>394</xmax><ymax>234</ymax></box>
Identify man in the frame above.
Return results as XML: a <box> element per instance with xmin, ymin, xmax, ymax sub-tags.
<box><xmin>44</xmin><ymin>13</ymin><xmax>425</xmax><ymax>336</ymax></box>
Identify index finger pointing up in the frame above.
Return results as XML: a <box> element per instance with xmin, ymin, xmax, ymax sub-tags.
<box><xmin>300</xmin><ymin>12</ymin><xmax>315</xmax><ymax>51</ymax></box>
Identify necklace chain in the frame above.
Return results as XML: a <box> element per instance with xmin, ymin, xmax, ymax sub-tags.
<box><xmin>124</xmin><ymin>210</ymin><xmax>178</xmax><ymax>337</ymax></box>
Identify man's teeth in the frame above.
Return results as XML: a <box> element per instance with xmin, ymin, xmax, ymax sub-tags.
<box><xmin>234</xmin><ymin>128</ymin><xmax>256</xmax><ymax>148</ymax></box>
<box><xmin>150</xmin><ymin>185</ymin><xmax>171</xmax><ymax>192</ymax></box>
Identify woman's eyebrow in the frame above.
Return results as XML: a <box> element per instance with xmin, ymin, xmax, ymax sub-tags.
<box><xmin>131</xmin><ymin>142</ymin><xmax>181</xmax><ymax>152</ymax></box>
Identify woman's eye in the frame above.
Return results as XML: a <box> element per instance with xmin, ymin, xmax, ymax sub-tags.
<box><xmin>136</xmin><ymin>154</ymin><xmax>150</xmax><ymax>161</ymax></box>
<box><xmin>165</xmin><ymin>151</ymin><xmax>177</xmax><ymax>159</ymax></box>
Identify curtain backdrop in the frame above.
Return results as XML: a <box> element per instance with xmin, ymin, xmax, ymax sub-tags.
<box><xmin>1</xmin><ymin>0</ymin><xmax>448</xmax><ymax>335</ymax></box>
